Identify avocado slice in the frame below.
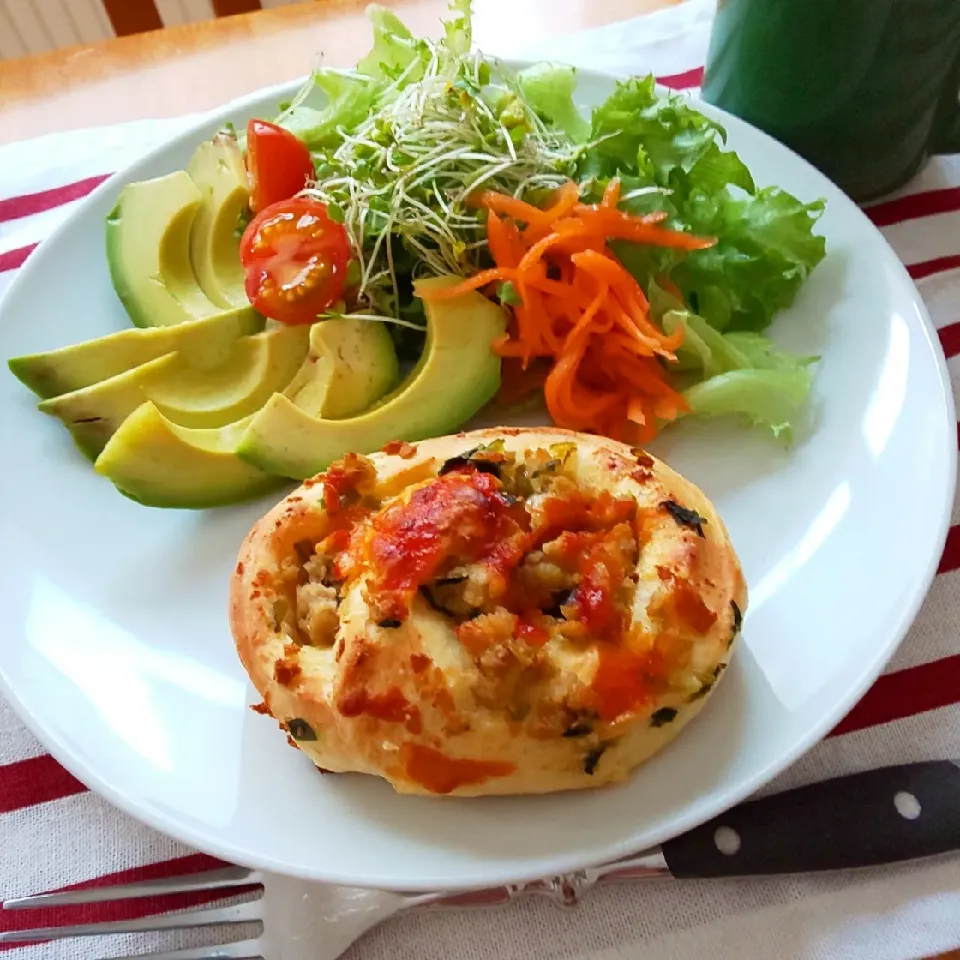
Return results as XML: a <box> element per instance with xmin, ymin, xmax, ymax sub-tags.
<box><xmin>95</xmin><ymin>402</ymin><xmax>282</xmax><ymax>510</ymax></box>
<box><xmin>283</xmin><ymin>317</ymin><xmax>399</xmax><ymax>419</ymax></box>
<box><xmin>37</xmin><ymin>324</ymin><xmax>311</xmax><ymax>459</ymax></box>
<box><xmin>88</xmin><ymin>317</ymin><xmax>401</xmax><ymax>508</ymax></box>
<box><xmin>236</xmin><ymin>275</ymin><xmax>507</xmax><ymax>479</ymax></box>
<box><xmin>8</xmin><ymin>306</ymin><xmax>264</xmax><ymax>399</ymax></box>
<box><xmin>106</xmin><ymin>170</ymin><xmax>223</xmax><ymax>328</ymax></box>
<box><xmin>186</xmin><ymin>136</ymin><xmax>251</xmax><ymax>310</ymax></box>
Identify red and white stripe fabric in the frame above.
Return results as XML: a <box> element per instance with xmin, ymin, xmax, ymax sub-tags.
<box><xmin>3</xmin><ymin>3</ymin><xmax>960</xmax><ymax>958</ymax></box>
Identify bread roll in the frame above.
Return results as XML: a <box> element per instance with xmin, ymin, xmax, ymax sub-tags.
<box><xmin>230</xmin><ymin>427</ymin><xmax>746</xmax><ymax>796</ymax></box>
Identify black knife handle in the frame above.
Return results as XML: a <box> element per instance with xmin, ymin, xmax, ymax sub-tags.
<box><xmin>661</xmin><ymin>760</ymin><xmax>960</xmax><ymax>878</ymax></box>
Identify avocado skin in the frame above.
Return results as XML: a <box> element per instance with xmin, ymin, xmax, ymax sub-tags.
<box><xmin>110</xmin><ymin>476</ymin><xmax>284</xmax><ymax>511</ymax></box>
<box><xmin>8</xmin><ymin>355</ymin><xmax>66</xmax><ymax>400</ymax></box>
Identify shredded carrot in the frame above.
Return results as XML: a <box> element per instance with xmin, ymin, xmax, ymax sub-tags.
<box><xmin>577</xmin><ymin>204</ymin><xmax>670</xmax><ymax>227</ymax></box>
<box><xmin>540</xmin><ymin>181</ymin><xmax>581</xmax><ymax>222</ymax></box>
<box><xmin>517</xmin><ymin>225</ymin><xmax>603</xmax><ymax>275</ymax></box>
<box><xmin>487</xmin><ymin>211</ymin><xmax>523</xmax><ymax>269</ymax></box>
<box><xmin>419</xmin><ymin>179</ymin><xmax>714</xmax><ymax>440</ymax></box>
<box><xmin>425</xmin><ymin>267</ymin><xmax>517</xmax><ymax>300</ymax></box>
<box><xmin>469</xmin><ymin>191</ymin><xmax>541</xmax><ymax>222</ymax></box>
<box><xmin>573</xmin><ymin>206</ymin><xmax>712</xmax><ymax>248</ymax></box>
<box><xmin>567</xmin><ymin>282</ymin><xmax>609</xmax><ymax>348</ymax></box>
<box><xmin>523</xmin><ymin>283</ymin><xmax>561</xmax><ymax>354</ymax></box>
<box><xmin>627</xmin><ymin>396</ymin><xmax>650</xmax><ymax>425</ymax></box>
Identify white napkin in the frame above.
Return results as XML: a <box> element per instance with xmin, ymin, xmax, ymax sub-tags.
<box><xmin>3</xmin><ymin>2</ymin><xmax>960</xmax><ymax>959</ymax></box>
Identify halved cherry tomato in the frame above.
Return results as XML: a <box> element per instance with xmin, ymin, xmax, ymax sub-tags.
<box><xmin>240</xmin><ymin>197</ymin><xmax>351</xmax><ymax>325</ymax></box>
<box><xmin>246</xmin><ymin>119</ymin><xmax>315</xmax><ymax>214</ymax></box>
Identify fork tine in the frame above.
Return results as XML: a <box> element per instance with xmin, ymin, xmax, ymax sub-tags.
<box><xmin>3</xmin><ymin>867</ymin><xmax>258</xmax><ymax>910</ymax></box>
<box><xmin>0</xmin><ymin>899</ymin><xmax>262</xmax><ymax>943</ymax></box>
<box><xmin>95</xmin><ymin>939</ymin><xmax>265</xmax><ymax>960</ymax></box>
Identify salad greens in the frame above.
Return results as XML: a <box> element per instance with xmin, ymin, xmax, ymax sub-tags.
<box><xmin>653</xmin><ymin>282</ymin><xmax>817</xmax><ymax>438</ymax></box>
<box><xmin>270</xmin><ymin>0</ymin><xmax>827</xmax><ymax>440</ymax></box>
<box><xmin>280</xmin><ymin>4</ymin><xmax>580</xmax><ymax>327</ymax></box>
<box><xmin>584</xmin><ymin>75</ymin><xmax>826</xmax><ymax>334</ymax></box>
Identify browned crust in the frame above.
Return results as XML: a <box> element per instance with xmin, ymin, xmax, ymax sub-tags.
<box><xmin>229</xmin><ymin>427</ymin><xmax>747</xmax><ymax>797</ymax></box>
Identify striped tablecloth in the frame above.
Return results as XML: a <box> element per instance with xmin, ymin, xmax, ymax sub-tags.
<box><xmin>2</xmin><ymin>3</ymin><xmax>960</xmax><ymax>958</ymax></box>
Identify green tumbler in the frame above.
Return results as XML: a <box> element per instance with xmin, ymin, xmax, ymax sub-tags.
<box><xmin>700</xmin><ymin>0</ymin><xmax>960</xmax><ymax>202</ymax></box>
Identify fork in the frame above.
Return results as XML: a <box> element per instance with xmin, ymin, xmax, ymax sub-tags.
<box><xmin>6</xmin><ymin>759</ymin><xmax>960</xmax><ymax>959</ymax></box>
<box><xmin>0</xmin><ymin>853</ymin><xmax>670</xmax><ymax>960</ymax></box>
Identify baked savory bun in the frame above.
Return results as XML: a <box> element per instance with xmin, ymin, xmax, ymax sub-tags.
<box><xmin>230</xmin><ymin>427</ymin><xmax>747</xmax><ymax>797</ymax></box>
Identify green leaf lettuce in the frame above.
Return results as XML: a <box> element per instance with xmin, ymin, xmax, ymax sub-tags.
<box><xmin>581</xmin><ymin>77</ymin><xmax>826</xmax><ymax>334</ymax></box>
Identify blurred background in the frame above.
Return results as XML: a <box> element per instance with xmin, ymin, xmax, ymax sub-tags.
<box><xmin>0</xmin><ymin>0</ymin><xmax>311</xmax><ymax>58</ymax></box>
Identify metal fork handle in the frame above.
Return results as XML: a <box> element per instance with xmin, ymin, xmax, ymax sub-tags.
<box><xmin>427</xmin><ymin>848</ymin><xmax>670</xmax><ymax>909</ymax></box>
<box><xmin>2</xmin><ymin>867</ymin><xmax>259</xmax><ymax>910</ymax></box>
<box><xmin>0</xmin><ymin>851</ymin><xmax>670</xmax><ymax>960</ymax></box>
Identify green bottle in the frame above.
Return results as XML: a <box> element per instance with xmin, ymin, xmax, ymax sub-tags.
<box><xmin>701</xmin><ymin>0</ymin><xmax>960</xmax><ymax>201</ymax></box>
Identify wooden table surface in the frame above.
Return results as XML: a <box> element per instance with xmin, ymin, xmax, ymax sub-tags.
<box><xmin>0</xmin><ymin>0</ymin><xmax>678</xmax><ymax>146</ymax></box>
<box><xmin>0</xmin><ymin>2</ymin><xmax>958</xmax><ymax>957</ymax></box>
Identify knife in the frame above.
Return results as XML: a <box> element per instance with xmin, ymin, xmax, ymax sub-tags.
<box><xmin>437</xmin><ymin>760</ymin><xmax>960</xmax><ymax>906</ymax></box>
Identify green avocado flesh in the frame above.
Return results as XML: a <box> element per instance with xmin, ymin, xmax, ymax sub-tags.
<box><xmin>106</xmin><ymin>170</ymin><xmax>223</xmax><ymax>328</ymax></box>
<box><xmin>186</xmin><ymin>135</ymin><xmax>251</xmax><ymax>310</ymax></box>
<box><xmin>37</xmin><ymin>324</ymin><xmax>310</xmax><ymax>459</ymax></box>
<box><xmin>95</xmin><ymin>402</ymin><xmax>282</xmax><ymax>510</ymax></box>
<box><xmin>283</xmin><ymin>317</ymin><xmax>400</xmax><ymax>419</ymax></box>
<box><xmin>91</xmin><ymin>317</ymin><xmax>400</xmax><ymax>506</ymax></box>
<box><xmin>7</xmin><ymin>306</ymin><xmax>264</xmax><ymax>400</ymax></box>
<box><xmin>236</xmin><ymin>276</ymin><xmax>507</xmax><ymax>479</ymax></box>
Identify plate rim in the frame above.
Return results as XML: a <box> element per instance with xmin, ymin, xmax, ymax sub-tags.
<box><xmin>0</xmin><ymin>62</ymin><xmax>956</xmax><ymax>890</ymax></box>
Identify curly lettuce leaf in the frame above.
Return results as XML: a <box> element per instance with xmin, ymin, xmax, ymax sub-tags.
<box><xmin>580</xmin><ymin>76</ymin><xmax>826</xmax><ymax>333</ymax></box>
<box><xmin>356</xmin><ymin>5</ymin><xmax>424</xmax><ymax>81</ymax></box>
<box><xmin>672</xmin><ymin>187</ymin><xmax>827</xmax><ymax>333</ymax></box>
<box><xmin>275</xmin><ymin>0</ymin><xmax>470</xmax><ymax>153</ymax></box>
<box><xmin>583</xmin><ymin>75</ymin><xmax>754</xmax><ymax>192</ymax></box>
<box><xmin>516</xmin><ymin>63</ymin><xmax>590</xmax><ymax>143</ymax></box>
<box><xmin>682</xmin><ymin>368</ymin><xmax>814</xmax><ymax>440</ymax></box>
<box><xmin>274</xmin><ymin>71</ymin><xmax>378</xmax><ymax>152</ymax></box>
<box><xmin>661</xmin><ymin>308</ymin><xmax>748</xmax><ymax>377</ymax></box>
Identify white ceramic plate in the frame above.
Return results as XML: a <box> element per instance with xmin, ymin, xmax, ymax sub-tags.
<box><xmin>0</xmin><ymin>66</ymin><xmax>955</xmax><ymax>891</ymax></box>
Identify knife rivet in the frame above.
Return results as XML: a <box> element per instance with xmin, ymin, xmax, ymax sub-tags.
<box><xmin>713</xmin><ymin>825</ymin><xmax>741</xmax><ymax>856</ymax></box>
<box><xmin>894</xmin><ymin>791</ymin><xmax>921</xmax><ymax>820</ymax></box>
